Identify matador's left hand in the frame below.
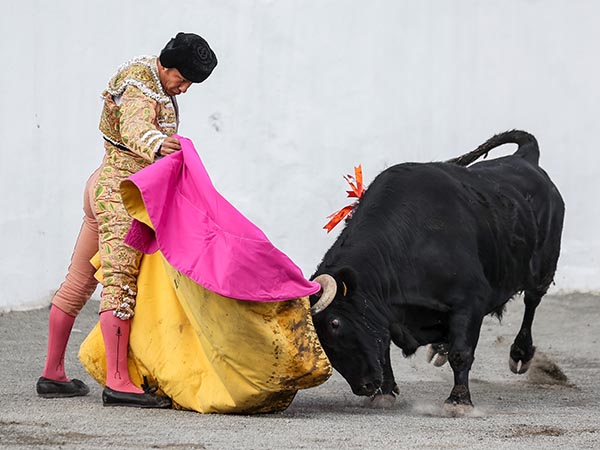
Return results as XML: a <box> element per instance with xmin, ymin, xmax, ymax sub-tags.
<box><xmin>159</xmin><ymin>136</ymin><xmax>182</xmax><ymax>155</ymax></box>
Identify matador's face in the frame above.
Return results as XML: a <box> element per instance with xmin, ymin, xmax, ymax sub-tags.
<box><xmin>158</xmin><ymin>66</ymin><xmax>192</xmax><ymax>97</ymax></box>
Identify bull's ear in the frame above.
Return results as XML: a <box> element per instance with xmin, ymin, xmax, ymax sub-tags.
<box><xmin>335</xmin><ymin>266</ymin><xmax>358</xmax><ymax>298</ymax></box>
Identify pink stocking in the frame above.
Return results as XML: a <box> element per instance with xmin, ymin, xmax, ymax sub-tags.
<box><xmin>41</xmin><ymin>305</ymin><xmax>76</xmax><ymax>382</ymax></box>
<box><xmin>99</xmin><ymin>311</ymin><xmax>143</xmax><ymax>394</ymax></box>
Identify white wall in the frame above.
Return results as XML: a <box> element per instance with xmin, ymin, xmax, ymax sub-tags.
<box><xmin>1</xmin><ymin>0</ymin><xmax>598</xmax><ymax>310</ymax></box>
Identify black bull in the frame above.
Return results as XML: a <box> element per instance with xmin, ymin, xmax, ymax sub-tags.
<box><xmin>309</xmin><ymin>130</ymin><xmax>565</xmax><ymax>410</ymax></box>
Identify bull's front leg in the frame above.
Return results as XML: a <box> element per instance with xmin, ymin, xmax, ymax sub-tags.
<box><xmin>444</xmin><ymin>309</ymin><xmax>483</xmax><ymax>416</ymax></box>
<box><xmin>368</xmin><ymin>346</ymin><xmax>398</xmax><ymax>408</ymax></box>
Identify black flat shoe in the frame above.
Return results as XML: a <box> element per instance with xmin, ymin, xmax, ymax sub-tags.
<box><xmin>36</xmin><ymin>377</ymin><xmax>90</xmax><ymax>398</ymax></box>
<box><xmin>102</xmin><ymin>386</ymin><xmax>172</xmax><ymax>409</ymax></box>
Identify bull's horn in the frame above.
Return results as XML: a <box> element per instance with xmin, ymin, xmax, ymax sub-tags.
<box><xmin>310</xmin><ymin>274</ymin><xmax>337</xmax><ymax>315</ymax></box>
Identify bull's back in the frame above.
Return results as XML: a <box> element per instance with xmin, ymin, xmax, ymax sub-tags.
<box><xmin>353</xmin><ymin>157</ymin><xmax>556</xmax><ymax>295</ymax></box>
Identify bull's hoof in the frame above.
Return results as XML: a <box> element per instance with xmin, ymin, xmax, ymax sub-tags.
<box><xmin>509</xmin><ymin>356</ymin><xmax>532</xmax><ymax>374</ymax></box>
<box><xmin>509</xmin><ymin>343</ymin><xmax>536</xmax><ymax>374</ymax></box>
<box><xmin>365</xmin><ymin>394</ymin><xmax>396</xmax><ymax>409</ymax></box>
<box><xmin>442</xmin><ymin>401</ymin><xmax>474</xmax><ymax>417</ymax></box>
<box><xmin>445</xmin><ymin>385</ymin><xmax>472</xmax><ymax>413</ymax></box>
<box><xmin>426</xmin><ymin>344</ymin><xmax>448</xmax><ymax>367</ymax></box>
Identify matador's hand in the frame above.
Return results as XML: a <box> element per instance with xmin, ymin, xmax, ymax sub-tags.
<box><xmin>159</xmin><ymin>136</ymin><xmax>182</xmax><ymax>155</ymax></box>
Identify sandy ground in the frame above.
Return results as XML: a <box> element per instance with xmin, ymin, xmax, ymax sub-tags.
<box><xmin>0</xmin><ymin>293</ymin><xmax>598</xmax><ymax>450</ymax></box>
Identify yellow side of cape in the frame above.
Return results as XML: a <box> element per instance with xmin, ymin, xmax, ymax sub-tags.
<box><xmin>78</xmin><ymin>182</ymin><xmax>332</xmax><ymax>414</ymax></box>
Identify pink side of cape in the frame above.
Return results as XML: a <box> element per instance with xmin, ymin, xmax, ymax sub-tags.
<box><xmin>124</xmin><ymin>135</ymin><xmax>321</xmax><ymax>301</ymax></box>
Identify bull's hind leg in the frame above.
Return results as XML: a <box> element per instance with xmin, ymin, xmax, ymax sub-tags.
<box><xmin>426</xmin><ymin>342</ymin><xmax>449</xmax><ymax>367</ymax></box>
<box><xmin>509</xmin><ymin>291</ymin><xmax>542</xmax><ymax>374</ymax></box>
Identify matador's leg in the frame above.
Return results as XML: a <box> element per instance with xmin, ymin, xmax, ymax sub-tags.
<box><xmin>94</xmin><ymin>165</ymin><xmax>143</xmax><ymax>394</ymax></box>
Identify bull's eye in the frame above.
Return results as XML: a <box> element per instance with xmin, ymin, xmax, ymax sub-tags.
<box><xmin>330</xmin><ymin>318</ymin><xmax>340</xmax><ymax>329</ymax></box>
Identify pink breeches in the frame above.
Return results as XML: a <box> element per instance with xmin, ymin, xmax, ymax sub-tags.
<box><xmin>51</xmin><ymin>168</ymin><xmax>102</xmax><ymax>316</ymax></box>
<box><xmin>52</xmin><ymin>157</ymin><xmax>144</xmax><ymax>318</ymax></box>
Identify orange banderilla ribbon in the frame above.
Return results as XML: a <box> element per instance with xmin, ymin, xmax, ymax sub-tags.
<box><xmin>324</xmin><ymin>165</ymin><xmax>364</xmax><ymax>233</ymax></box>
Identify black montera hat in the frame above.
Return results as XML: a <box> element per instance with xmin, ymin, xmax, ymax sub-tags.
<box><xmin>159</xmin><ymin>32</ymin><xmax>217</xmax><ymax>83</ymax></box>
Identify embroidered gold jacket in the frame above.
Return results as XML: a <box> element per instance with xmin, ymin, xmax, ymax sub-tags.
<box><xmin>99</xmin><ymin>56</ymin><xmax>178</xmax><ymax>171</ymax></box>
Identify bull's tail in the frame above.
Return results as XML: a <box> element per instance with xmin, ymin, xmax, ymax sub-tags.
<box><xmin>447</xmin><ymin>130</ymin><xmax>539</xmax><ymax>167</ymax></box>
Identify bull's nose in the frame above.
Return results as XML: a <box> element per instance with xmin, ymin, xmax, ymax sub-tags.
<box><xmin>354</xmin><ymin>380</ymin><xmax>382</xmax><ymax>396</ymax></box>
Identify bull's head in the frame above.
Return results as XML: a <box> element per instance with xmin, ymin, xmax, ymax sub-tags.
<box><xmin>311</xmin><ymin>268</ymin><xmax>390</xmax><ymax>396</ymax></box>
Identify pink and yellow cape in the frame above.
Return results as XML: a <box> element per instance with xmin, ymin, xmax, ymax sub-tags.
<box><xmin>79</xmin><ymin>136</ymin><xmax>331</xmax><ymax>413</ymax></box>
